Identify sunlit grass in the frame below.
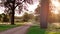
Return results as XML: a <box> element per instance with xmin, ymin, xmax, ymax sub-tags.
<box><xmin>47</xmin><ymin>32</ymin><xmax>60</xmax><ymax>34</ymax></box>
<box><xmin>27</xmin><ymin>25</ymin><xmax>60</xmax><ymax>34</ymax></box>
<box><xmin>27</xmin><ymin>26</ymin><xmax>46</xmax><ymax>34</ymax></box>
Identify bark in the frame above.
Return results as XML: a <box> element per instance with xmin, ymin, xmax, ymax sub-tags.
<box><xmin>40</xmin><ymin>0</ymin><xmax>49</xmax><ymax>28</ymax></box>
<box><xmin>10</xmin><ymin>9</ymin><xmax>15</xmax><ymax>25</ymax></box>
<box><xmin>10</xmin><ymin>0</ymin><xmax>15</xmax><ymax>25</ymax></box>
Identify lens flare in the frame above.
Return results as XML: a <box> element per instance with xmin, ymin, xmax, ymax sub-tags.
<box><xmin>50</xmin><ymin>0</ymin><xmax>60</xmax><ymax>14</ymax></box>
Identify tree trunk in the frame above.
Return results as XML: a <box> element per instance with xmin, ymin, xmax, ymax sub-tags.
<box><xmin>10</xmin><ymin>0</ymin><xmax>15</xmax><ymax>25</ymax></box>
<box><xmin>10</xmin><ymin>9</ymin><xmax>15</xmax><ymax>25</ymax></box>
<box><xmin>40</xmin><ymin>0</ymin><xmax>49</xmax><ymax>28</ymax></box>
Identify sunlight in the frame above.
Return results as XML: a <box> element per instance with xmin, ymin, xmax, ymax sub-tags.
<box><xmin>27</xmin><ymin>2</ymin><xmax>39</xmax><ymax>12</ymax></box>
<box><xmin>0</xmin><ymin>0</ymin><xmax>2</xmax><ymax>3</ymax></box>
<box><xmin>51</xmin><ymin>9</ymin><xmax>59</xmax><ymax>14</ymax></box>
<box><xmin>51</xmin><ymin>0</ymin><xmax>60</xmax><ymax>7</ymax></box>
<box><xmin>50</xmin><ymin>0</ymin><xmax>60</xmax><ymax>14</ymax></box>
<box><xmin>0</xmin><ymin>6</ymin><xmax>5</xmax><ymax>14</ymax></box>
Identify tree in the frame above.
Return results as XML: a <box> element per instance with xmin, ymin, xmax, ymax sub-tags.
<box><xmin>40</xmin><ymin>0</ymin><xmax>49</xmax><ymax>28</ymax></box>
<box><xmin>35</xmin><ymin>0</ymin><xmax>49</xmax><ymax>28</ymax></box>
<box><xmin>1</xmin><ymin>0</ymin><xmax>33</xmax><ymax>25</ymax></box>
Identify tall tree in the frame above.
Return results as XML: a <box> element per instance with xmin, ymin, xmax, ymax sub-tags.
<box><xmin>1</xmin><ymin>0</ymin><xmax>33</xmax><ymax>25</ymax></box>
<box><xmin>40</xmin><ymin>0</ymin><xmax>49</xmax><ymax>28</ymax></box>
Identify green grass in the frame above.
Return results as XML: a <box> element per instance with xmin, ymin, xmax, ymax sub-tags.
<box><xmin>0</xmin><ymin>24</ymin><xmax>21</xmax><ymax>31</ymax></box>
<box><xmin>27</xmin><ymin>26</ymin><xmax>46</xmax><ymax>34</ymax></box>
<box><xmin>27</xmin><ymin>26</ymin><xmax>60</xmax><ymax>34</ymax></box>
<box><xmin>46</xmin><ymin>32</ymin><xmax>60</xmax><ymax>34</ymax></box>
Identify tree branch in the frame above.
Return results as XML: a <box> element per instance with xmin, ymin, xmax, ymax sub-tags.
<box><xmin>15</xmin><ymin>4</ymin><xmax>19</xmax><ymax>8</ymax></box>
<box><xmin>8</xmin><ymin>4</ymin><xmax>12</xmax><ymax>8</ymax></box>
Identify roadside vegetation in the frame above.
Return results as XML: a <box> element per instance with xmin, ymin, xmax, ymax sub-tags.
<box><xmin>27</xmin><ymin>25</ymin><xmax>60</xmax><ymax>34</ymax></box>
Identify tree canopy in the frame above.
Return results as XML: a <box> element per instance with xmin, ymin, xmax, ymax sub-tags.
<box><xmin>0</xmin><ymin>0</ymin><xmax>33</xmax><ymax>25</ymax></box>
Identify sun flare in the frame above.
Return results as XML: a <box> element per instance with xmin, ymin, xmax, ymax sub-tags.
<box><xmin>50</xmin><ymin>0</ymin><xmax>60</xmax><ymax>14</ymax></box>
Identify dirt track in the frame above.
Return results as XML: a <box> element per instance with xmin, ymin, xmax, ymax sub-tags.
<box><xmin>0</xmin><ymin>24</ymin><xmax>31</xmax><ymax>34</ymax></box>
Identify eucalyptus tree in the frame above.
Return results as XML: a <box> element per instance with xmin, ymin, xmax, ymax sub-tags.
<box><xmin>35</xmin><ymin>0</ymin><xmax>50</xmax><ymax>28</ymax></box>
<box><xmin>40</xmin><ymin>0</ymin><xmax>49</xmax><ymax>28</ymax></box>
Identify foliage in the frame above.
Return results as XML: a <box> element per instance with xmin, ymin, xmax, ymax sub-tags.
<box><xmin>1</xmin><ymin>13</ymin><xmax>9</xmax><ymax>22</ymax></box>
<box><xmin>34</xmin><ymin>16</ymin><xmax>40</xmax><ymax>22</ymax></box>
<box><xmin>48</xmin><ymin>12</ymin><xmax>60</xmax><ymax>23</ymax></box>
<box><xmin>35</xmin><ymin>2</ymin><xmax>40</xmax><ymax>22</ymax></box>
<box><xmin>1</xmin><ymin>0</ymin><xmax>33</xmax><ymax>14</ymax></box>
<box><xmin>0</xmin><ymin>13</ymin><xmax>10</xmax><ymax>22</ymax></box>
<box><xmin>0</xmin><ymin>0</ymin><xmax>33</xmax><ymax>24</ymax></box>
<box><xmin>22</xmin><ymin>12</ymin><xmax>34</xmax><ymax>22</ymax></box>
<box><xmin>48</xmin><ymin>12</ymin><xmax>57</xmax><ymax>23</ymax></box>
<box><xmin>47</xmin><ymin>23</ymin><xmax>60</xmax><ymax>31</ymax></box>
<box><xmin>35</xmin><ymin>5</ymin><xmax>40</xmax><ymax>14</ymax></box>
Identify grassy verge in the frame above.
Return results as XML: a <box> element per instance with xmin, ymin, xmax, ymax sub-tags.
<box><xmin>0</xmin><ymin>24</ymin><xmax>21</xmax><ymax>31</ymax></box>
<box><xmin>27</xmin><ymin>26</ymin><xmax>60</xmax><ymax>34</ymax></box>
<box><xmin>27</xmin><ymin>26</ymin><xmax>46</xmax><ymax>34</ymax></box>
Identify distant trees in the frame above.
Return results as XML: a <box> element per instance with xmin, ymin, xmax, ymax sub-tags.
<box><xmin>48</xmin><ymin>12</ymin><xmax>57</xmax><ymax>23</ymax></box>
<box><xmin>35</xmin><ymin>5</ymin><xmax>40</xmax><ymax>14</ymax></box>
<box><xmin>48</xmin><ymin>11</ymin><xmax>60</xmax><ymax>23</ymax></box>
<box><xmin>58</xmin><ymin>12</ymin><xmax>60</xmax><ymax>22</ymax></box>
<box><xmin>0</xmin><ymin>13</ymin><xmax>9</xmax><ymax>22</ymax></box>
<box><xmin>35</xmin><ymin>4</ymin><xmax>40</xmax><ymax>22</ymax></box>
<box><xmin>22</xmin><ymin>12</ymin><xmax>34</xmax><ymax>22</ymax></box>
<box><xmin>1</xmin><ymin>13</ymin><xmax>9</xmax><ymax>22</ymax></box>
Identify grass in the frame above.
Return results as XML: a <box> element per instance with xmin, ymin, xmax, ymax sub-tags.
<box><xmin>27</xmin><ymin>26</ymin><xmax>46</xmax><ymax>34</ymax></box>
<box><xmin>0</xmin><ymin>24</ymin><xmax>21</xmax><ymax>31</ymax></box>
<box><xmin>27</xmin><ymin>26</ymin><xmax>60</xmax><ymax>34</ymax></box>
<box><xmin>46</xmin><ymin>32</ymin><xmax>60</xmax><ymax>34</ymax></box>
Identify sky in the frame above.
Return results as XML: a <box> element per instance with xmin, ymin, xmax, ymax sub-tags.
<box><xmin>15</xmin><ymin>0</ymin><xmax>39</xmax><ymax>16</ymax></box>
<box><xmin>0</xmin><ymin>6</ymin><xmax>5</xmax><ymax>14</ymax></box>
<box><xmin>0</xmin><ymin>0</ymin><xmax>60</xmax><ymax>16</ymax></box>
<box><xmin>0</xmin><ymin>0</ymin><xmax>39</xmax><ymax>16</ymax></box>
